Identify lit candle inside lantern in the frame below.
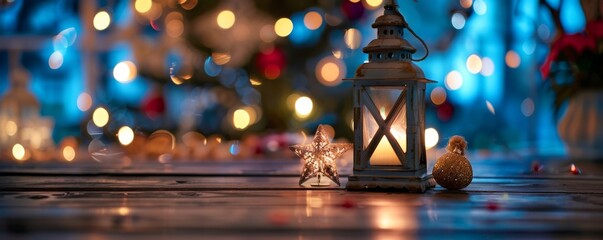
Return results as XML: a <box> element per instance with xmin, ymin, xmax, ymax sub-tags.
<box><xmin>370</xmin><ymin>108</ymin><xmax>406</xmax><ymax>166</ymax></box>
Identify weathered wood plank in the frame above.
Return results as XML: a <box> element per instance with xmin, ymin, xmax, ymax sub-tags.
<box><xmin>1</xmin><ymin>190</ymin><xmax>602</xmax><ymax>238</ymax></box>
<box><xmin>1</xmin><ymin>175</ymin><xmax>603</xmax><ymax>194</ymax></box>
<box><xmin>1</xmin><ymin>158</ymin><xmax>603</xmax><ymax>238</ymax></box>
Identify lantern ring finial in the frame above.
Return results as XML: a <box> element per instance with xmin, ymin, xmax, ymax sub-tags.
<box><xmin>407</xmin><ymin>26</ymin><xmax>429</xmax><ymax>62</ymax></box>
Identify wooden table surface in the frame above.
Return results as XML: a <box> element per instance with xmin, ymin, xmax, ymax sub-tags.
<box><xmin>1</xmin><ymin>157</ymin><xmax>602</xmax><ymax>239</ymax></box>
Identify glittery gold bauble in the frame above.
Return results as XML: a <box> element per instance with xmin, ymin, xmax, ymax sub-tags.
<box><xmin>433</xmin><ymin>136</ymin><xmax>472</xmax><ymax>190</ymax></box>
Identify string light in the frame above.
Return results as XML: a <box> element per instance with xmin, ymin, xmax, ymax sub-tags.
<box><xmin>430</xmin><ymin>87</ymin><xmax>447</xmax><ymax>105</ymax></box>
<box><xmin>134</xmin><ymin>0</ymin><xmax>152</xmax><ymax>14</ymax></box>
<box><xmin>451</xmin><ymin>13</ymin><xmax>466</xmax><ymax>29</ymax></box>
<box><xmin>93</xmin><ymin>11</ymin><xmax>111</xmax><ymax>31</ymax></box>
<box><xmin>118</xmin><ymin>126</ymin><xmax>135</xmax><ymax>146</ymax></box>
<box><xmin>445</xmin><ymin>70</ymin><xmax>463</xmax><ymax>90</ymax></box>
<box><xmin>304</xmin><ymin>11</ymin><xmax>323</xmax><ymax>30</ymax></box>
<box><xmin>113</xmin><ymin>61</ymin><xmax>137</xmax><ymax>83</ymax></box>
<box><xmin>505</xmin><ymin>50</ymin><xmax>521</xmax><ymax>68</ymax></box>
<box><xmin>77</xmin><ymin>92</ymin><xmax>92</xmax><ymax>111</ymax></box>
<box><xmin>217</xmin><ymin>10</ymin><xmax>235</xmax><ymax>29</ymax></box>
<box><xmin>295</xmin><ymin>96</ymin><xmax>313</xmax><ymax>118</ymax></box>
<box><xmin>63</xmin><ymin>146</ymin><xmax>76</xmax><ymax>161</ymax></box>
<box><xmin>49</xmin><ymin>51</ymin><xmax>63</xmax><ymax>69</ymax></box>
<box><xmin>92</xmin><ymin>107</ymin><xmax>110</xmax><ymax>127</ymax></box>
<box><xmin>473</xmin><ymin>0</ymin><xmax>487</xmax><ymax>15</ymax></box>
<box><xmin>466</xmin><ymin>54</ymin><xmax>482</xmax><ymax>74</ymax></box>
<box><xmin>425</xmin><ymin>128</ymin><xmax>439</xmax><ymax>150</ymax></box>
<box><xmin>316</xmin><ymin>57</ymin><xmax>346</xmax><ymax>86</ymax></box>
<box><xmin>12</xmin><ymin>143</ymin><xmax>26</xmax><ymax>161</ymax></box>
<box><xmin>344</xmin><ymin>28</ymin><xmax>361</xmax><ymax>50</ymax></box>
<box><xmin>480</xmin><ymin>57</ymin><xmax>494</xmax><ymax>76</ymax></box>
<box><xmin>233</xmin><ymin>108</ymin><xmax>251</xmax><ymax>130</ymax></box>
<box><xmin>275</xmin><ymin>18</ymin><xmax>293</xmax><ymax>37</ymax></box>
<box><xmin>364</xmin><ymin>0</ymin><xmax>383</xmax><ymax>9</ymax></box>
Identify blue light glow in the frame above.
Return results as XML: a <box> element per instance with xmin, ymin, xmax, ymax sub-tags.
<box><xmin>108</xmin><ymin>44</ymin><xmax>148</xmax><ymax>105</ymax></box>
<box><xmin>288</xmin><ymin>11</ymin><xmax>322</xmax><ymax>47</ymax></box>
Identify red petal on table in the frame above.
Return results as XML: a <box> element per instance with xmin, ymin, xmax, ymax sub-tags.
<box><xmin>531</xmin><ymin>161</ymin><xmax>543</xmax><ymax>173</ymax></box>
<box><xmin>486</xmin><ymin>201</ymin><xmax>500</xmax><ymax>211</ymax></box>
<box><xmin>570</xmin><ymin>164</ymin><xmax>582</xmax><ymax>175</ymax></box>
<box><xmin>339</xmin><ymin>198</ymin><xmax>357</xmax><ymax>209</ymax></box>
<box><xmin>268</xmin><ymin>211</ymin><xmax>290</xmax><ymax>226</ymax></box>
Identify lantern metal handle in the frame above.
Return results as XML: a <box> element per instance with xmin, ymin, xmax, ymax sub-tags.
<box><xmin>407</xmin><ymin>25</ymin><xmax>429</xmax><ymax>62</ymax></box>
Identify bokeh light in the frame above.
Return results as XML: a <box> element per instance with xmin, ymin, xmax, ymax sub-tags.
<box><xmin>451</xmin><ymin>12</ymin><xmax>466</xmax><ymax>29</ymax></box>
<box><xmin>473</xmin><ymin>0</ymin><xmax>487</xmax><ymax>15</ymax></box>
<box><xmin>275</xmin><ymin>18</ymin><xmax>293</xmax><ymax>37</ymax></box>
<box><xmin>425</xmin><ymin>128</ymin><xmax>439</xmax><ymax>150</ymax></box>
<box><xmin>445</xmin><ymin>70</ymin><xmax>463</xmax><ymax>90</ymax></box>
<box><xmin>260</xmin><ymin>24</ymin><xmax>277</xmax><ymax>42</ymax></box>
<box><xmin>364</xmin><ymin>0</ymin><xmax>383</xmax><ymax>9</ymax></box>
<box><xmin>264</xmin><ymin>65</ymin><xmax>281</xmax><ymax>80</ymax></box>
<box><xmin>212</xmin><ymin>52</ymin><xmax>231</xmax><ymax>65</ymax></box>
<box><xmin>77</xmin><ymin>92</ymin><xmax>93</xmax><ymax>111</ymax></box>
<box><xmin>521</xmin><ymin>98</ymin><xmax>535</xmax><ymax>117</ymax></box>
<box><xmin>249</xmin><ymin>78</ymin><xmax>262</xmax><ymax>86</ymax></box>
<box><xmin>63</xmin><ymin>146</ymin><xmax>76</xmax><ymax>161</ymax></box>
<box><xmin>134</xmin><ymin>0</ymin><xmax>152</xmax><ymax>14</ymax></box>
<box><xmin>204</xmin><ymin>56</ymin><xmax>222</xmax><ymax>77</ymax></box>
<box><xmin>295</xmin><ymin>96</ymin><xmax>313</xmax><ymax>118</ymax></box>
<box><xmin>180</xmin><ymin>0</ymin><xmax>198</xmax><ymax>10</ymax></box>
<box><xmin>93</xmin><ymin>11</ymin><xmax>111</xmax><ymax>31</ymax></box>
<box><xmin>466</xmin><ymin>54</ymin><xmax>482</xmax><ymax>74</ymax></box>
<box><xmin>113</xmin><ymin>61</ymin><xmax>137</xmax><ymax>83</ymax></box>
<box><xmin>233</xmin><ymin>108</ymin><xmax>251</xmax><ymax>130</ymax></box>
<box><xmin>480</xmin><ymin>57</ymin><xmax>494</xmax><ymax>76</ymax></box>
<box><xmin>49</xmin><ymin>51</ymin><xmax>64</xmax><ymax>69</ymax></box>
<box><xmin>430</xmin><ymin>87</ymin><xmax>447</xmax><ymax>105</ymax></box>
<box><xmin>460</xmin><ymin>0</ymin><xmax>473</xmax><ymax>8</ymax></box>
<box><xmin>486</xmin><ymin>100</ymin><xmax>495</xmax><ymax>115</ymax></box>
<box><xmin>217</xmin><ymin>10</ymin><xmax>235</xmax><ymax>29</ymax></box>
<box><xmin>6</xmin><ymin>120</ymin><xmax>17</xmax><ymax>136</ymax></box>
<box><xmin>118</xmin><ymin>126</ymin><xmax>135</xmax><ymax>146</ymax></box>
<box><xmin>147</xmin><ymin>3</ymin><xmax>163</xmax><ymax>21</ymax></box>
<box><xmin>166</xmin><ymin>17</ymin><xmax>184</xmax><ymax>38</ymax></box>
<box><xmin>92</xmin><ymin>107</ymin><xmax>110</xmax><ymax>127</ymax></box>
<box><xmin>315</xmin><ymin>56</ymin><xmax>346</xmax><ymax>86</ymax></box>
<box><xmin>12</xmin><ymin>143</ymin><xmax>26</xmax><ymax>161</ymax></box>
<box><xmin>505</xmin><ymin>50</ymin><xmax>521</xmax><ymax>68</ymax></box>
<box><xmin>344</xmin><ymin>28</ymin><xmax>361</xmax><ymax>50</ymax></box>
<box><xmin>304</xmin><ymin>11</ymin><xmax>323</xmax><ymax>30</ymax></box>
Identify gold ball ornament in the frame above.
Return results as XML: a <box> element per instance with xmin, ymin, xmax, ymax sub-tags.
<box><xmin>433</xmin><ymin>136</ymin><xmax>472</xmax><ymax>190</ymax></box>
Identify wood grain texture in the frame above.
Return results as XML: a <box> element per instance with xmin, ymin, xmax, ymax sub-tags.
<box><xmin>1</xmin><ymin>158</ymin><xmax>602</xmax><ymax>239</ymax></box>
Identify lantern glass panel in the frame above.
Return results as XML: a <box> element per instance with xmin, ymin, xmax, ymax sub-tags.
<box><xmin>361</xmin><ymin>86</ymin><xmax>408</xmax><ymax>166</ymax></box>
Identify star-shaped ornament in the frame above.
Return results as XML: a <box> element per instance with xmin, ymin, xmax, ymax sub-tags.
<box><xmin>290</xmin><ymin>125</ymin><xmax>352</xmax><ymax>186</ymax></box>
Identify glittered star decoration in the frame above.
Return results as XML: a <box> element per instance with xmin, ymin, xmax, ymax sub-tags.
<box><xmin>290</xmin><ymin>125</ymin><xmax>352</xmax><ymax>186</ymax></box>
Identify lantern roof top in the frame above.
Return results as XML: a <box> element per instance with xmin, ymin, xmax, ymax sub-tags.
<box><xmin>348</xmin><ymin>0</ymin><xmax>433</xmax><ymax>82</ymax></box>
<box><xmin>372</xmin><ymin>0</ymin><xmax>408</xmax><ymax>28</ymax></box>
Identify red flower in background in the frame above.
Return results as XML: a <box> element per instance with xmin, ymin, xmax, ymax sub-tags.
<box><xmin>586</xmin><ymin>20</ymin><xmax>603</xmax><ymax>38</ymax></box>
<box><xmin>540</xmin><ymin>30</ymin><xmax>598</xmax><ymax>79</ymax></box>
